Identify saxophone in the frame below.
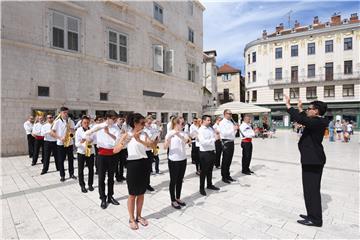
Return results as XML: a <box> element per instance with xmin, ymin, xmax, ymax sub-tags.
<box><xmin>63</xmin><ymin>119</ymin><xmax>74</xmax><ymax>147</ymax></box>
<box><xmin>85</xmin><ymin>140</ymin><xmax>92</xmax><ymax>157</ymax></box>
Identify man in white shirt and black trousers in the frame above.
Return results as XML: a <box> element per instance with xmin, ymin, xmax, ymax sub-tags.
<box><xmin>32</xmin><ymin>115</ymin><xmax>45</xmax><ymax>166</ymax></box>
<box><xmin>41</xmin><ymin>114</ymin><xmax>59</xmax><ymax>174</ymax></box>
<box><xmin>198</xmin><ymin>115</ymin><xmax>220</xmax><ymax>196</ymax></box>
<box><xmin>239</xmin><ymin>115</ymin><xmax>255</xmax><ymax>175</ymax></box>
<box><xmin>23</xmin><ymin>115</ymin><xmax>35</xmax><ymax>158</ymax></box>
<box><xmin>219</xmin><ymin>109</ymin><xmax>239</xmax><ymax>183</ymax></box>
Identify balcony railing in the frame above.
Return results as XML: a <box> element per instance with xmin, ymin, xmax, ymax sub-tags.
<box><xmin>268</xmin><ymin>71</ymin><xmax>360</xmax><ymax>85</ymax></box>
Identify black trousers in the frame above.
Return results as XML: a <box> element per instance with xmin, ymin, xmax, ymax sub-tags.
<box><xmin>57</xmin><ymin>145</ymin><xmax>75</xmax><ymax>177</ymax></box>
<box><xmin>98</xmin><ymin>154</ymin><xmax>117</xmax><ymax>200</ymax></box>
<box><xmin>153</xmin><ymin>155</ymin><xmax>160</xmax><ymax>173</ymax></box>
<box><xmin>145</xmin><ymin>150</ymin><xmax>154</xmax><ymax>186</ymax></box>
<box><xmin>302</xmin><ymin>164</ymin><xmax>324</xmax><ymax>224</ymax></box>
<box><xmin>215</xmin><ymin>139</ymin><xmax>222</xmax><ymax>167</ymax></box>
<box><xmin>115</xmin><ymin>148</ymin><xmax>127</xmax><ymax>180</ymax></box>
<box><xmin>27</xmin><ymin>134</ymin><xmax>34</xmax><ymax>158</ymax></box>
<box><xmin>221</xmin><ymin>140</ymin><xmax>234</xmax><ymax>179</ymax></box>
<box><xmin>78</xmin><ymin>153</ymin><xmax>94</xmax><ymax>187</ymax></box>
<box><xmin>168</xmin><ymin>159</ymin><xmax>187</xmax><ymax>202</ymax></box>
<box><xmin>32</xmin><ymin>139</ymin><xmax>44</xmax><ymax>165</ymax></box>
<box><xmin>191</xmin><ymin>142</ymin><xmax>200</xmax><ymax>172</ymax></box>
<box><xmin>94</xmin><ymin>144</ymin><xmax>98</xmax><ymax>173</ymax></box>
<box><xmin>241</xmin><ymin>142</ymin><xmax>253</xmax><ymax>172</ymax></box>
<box><xmin>199</xmin><ymin>151</ymin><xmax>215</xmax><ymax>190</ymax></box>
<box><xmin>43</xmin><ymin>141</ymin><xmax>58</xmax><ymax>172</ymax></box>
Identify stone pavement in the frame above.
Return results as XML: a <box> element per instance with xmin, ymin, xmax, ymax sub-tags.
<box><xmin>1</xmin><ymin>130</ymin><xmax>359</xmax><ymax>239</ymax></box>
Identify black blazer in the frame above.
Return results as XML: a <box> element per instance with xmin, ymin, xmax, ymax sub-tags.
<box><xmin>287</xmin><ymin>107</ymin><xmax>329</xmax><ymax>165</ymax></box>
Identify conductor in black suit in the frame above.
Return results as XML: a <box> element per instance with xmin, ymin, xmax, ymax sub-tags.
<box><xmin>285</xmin><ymin>95</ymin><xmax>329</xmax><ymax>227</ymax></box>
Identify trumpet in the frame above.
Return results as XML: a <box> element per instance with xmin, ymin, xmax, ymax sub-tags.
<box><xmin>85</xmin><ymin>140</ymin><xmax>92</xmax><ymax>157</ymax></box>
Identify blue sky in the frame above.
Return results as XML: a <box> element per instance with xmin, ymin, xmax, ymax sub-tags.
<box><xmin>202</xmin><ymin>0</ymin><xmax>359</xmax><ymax>73</ymax></box>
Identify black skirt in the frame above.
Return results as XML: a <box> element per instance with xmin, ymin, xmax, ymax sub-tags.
<box><xmin>126</xmin><ymin>158</ymin><xmax>149</xmax><ymax>196</ymax></box>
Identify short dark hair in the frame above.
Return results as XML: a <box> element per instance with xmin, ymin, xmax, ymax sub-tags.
<box><xmin>60</xmin><ymin>106</ymin><xmax>69</xmax><ymax>112</ymax></box>
<box><xmin>127</xmin><ymin>113</ymin><xmax>145</xmax><ymax>128</ymax></box>
<box><xmin>105</xmin><ymin>110</ymin><xmax>118</xmax><ymax>119</ymax></box>
<box><xmin>223</xmin><ymin>109</ymin><xmax>230</xmax><ymax>115</ymax></box>
<box><xmin>310</xmin><ymin>101</ymin><xmax>327</xmax><ymax>116</ymax></box>
<box><xmin>82</xmin><ymin>115</ymin><xmax>90</xmax><ymax>121</ymax></box>
<box><xmin>202</xmin><ymin>115</ymin><xmax>211</xmax><ymax>121</ymax></box>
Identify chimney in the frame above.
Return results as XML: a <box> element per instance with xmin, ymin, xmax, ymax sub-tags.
<box><xmin>276</xmin><ymin>23</ymin><xmax>284</xmax><ymax>32</ymax></box>
<box><xmin>262</xmin><ymin>30</ymin><xmax>267</xmax><ymax>38</ymax></box>
<box><xmin>350</xmin><ymin>13</ymin><xmax>358</xmax><ymax>23</ymax></box>
<box><xmin>331</xmin><ymin>13</ymin><xmax>341</xmax><ymax>25</ymax></box>
<box><xmin>294</xmin><ymin>20</ymin><xmax>300</xmax><ymax>28</ymax></box>
<box><xmin>313</xmin><ymin>16</ymin><xmax>319</xmax><ymax>24</ymax></box>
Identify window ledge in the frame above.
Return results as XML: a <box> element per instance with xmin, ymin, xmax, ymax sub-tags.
<box><xmin>58</xmin><ymin>2</ymin><xmax>87</xmax><ymax>12</ymax></box>
<box><xmin>186</xmin><ymin>41</ymin><xmax>196</xmax><ymax>49</ymax></box>
<box><xmin>104</xmin><ymin>0</ymin><xmax>128</xmax><ymax>10</ymax></box>
<box><xmin>101</xmin><ymin>16</ymin><xmax>135</xmax><ymax>30</ymax></box>
<box><xmin>151</xmin><ymin>19</ymin><xmax>167</xmax><ymax>31</ymax></box>
<box><xmin>104</xmin><ymin>59</ymin><xmax>130</xmax><ymax>69</ymax></box>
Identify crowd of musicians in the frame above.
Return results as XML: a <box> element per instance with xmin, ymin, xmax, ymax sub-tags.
<box><xmin>23</xmin><ymin>98</ymin><xmax>329</xmax><ymax>229</ymax></box>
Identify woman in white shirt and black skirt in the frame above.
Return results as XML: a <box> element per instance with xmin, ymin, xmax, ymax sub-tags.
<box><xmin>114</xmin><ymin>113</ymin><xmax>156</xmax><ymax>230</ymax></box>
<box><xmin>164</xmin><ymin>117</ymin><xmax>190</xmax><ymax>209</ymax></box>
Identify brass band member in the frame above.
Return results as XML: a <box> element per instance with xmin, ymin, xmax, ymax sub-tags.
<box><xmin>115</xmin><ymin>115</ymin><xmax>127</xmax><ymax>182</ymax></box>
<box><xmin>85</xmin><ymin>110</ymin><xmax>120</xmax><ymax>209</ymax></box>
<box><xmin>75</xmin><ymin>116</ymin><xmax>95</xmax><ymax>193</ymax></box>
<box><xmin>51</xmin><ymin>107</ymin><xmax>77</xmax><ymax>182</ymax></box>
<box><xmin>213</xmin><ymin>116</ymin><xmax>223</xmax><ymax>169</ymax></box>
<box><xmin>32</xmin><ymin>114</ymin><xmax>45</xmax><ymax>166</ymax></box>
<box><xmin>190</xmin><ymin>118</ymin><xmax>201</xmax><ymax>175</ymax></box>
<box><xmin>41</xmin><ymin>114</ymin><xmax>59</xmax><ymax>174</ymax></box>
<box><xmin>240</xmin><ymin>115</ymin><xmax>255</xmax><ymax>175</ymax></box>
<box><xmin>23</xmin><ymin>115</ymin><xmax>35</xmax><ymax>159</ymax></box>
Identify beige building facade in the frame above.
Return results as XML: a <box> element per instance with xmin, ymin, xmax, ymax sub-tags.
<box><xmin>216</xmin><ymin>64</ymin><xmax>244</xmax><ymax>104</ymax></box>
<box><xmin>1</xmin><ymin>1</ymin><xmax>205</xmax><ymax>156</ymax></box>
<box><xmin>202</xmin><ymin>50</ymin><xmax>217</xmax><ymax>113</ymax></box>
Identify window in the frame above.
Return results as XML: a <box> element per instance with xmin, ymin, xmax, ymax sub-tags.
<box><xmin>291</xmin><ymin>66</ymin><xmax>298</xmax><ymax>83</ymax></box>
<box><xmin>275</xmin><ymin>68</ymin><xmax>282</xmax><ymax>80</ymax></box>
<box><xmin>325</xmin><ymin>40</ymin><xmax>333</xmax><ymax>53</ymax></box>
<box><xmin>222</xmin><ymin>74</ymin><xmax>231</xmax><ymax>81</ymax></box>
<box><xmin>161</xmin><ymin>112</ymin><xmax>168</xmax><ymax>123</ymax></box>
<box><xmin>38</xmin><ymin>86</ymin><xmax>49</xmax><ymax>97</ymax></box>
<box><xmin>308</xmin><ymin>64</ymin><xmax>315</xmax><ymax>78</ymax></box>
<box><xmin>247</xmin><ymin>72</ymin><xmax>250</xmax><ymax>83</ymax></box>
<box><xmin>274</xmin><ymin>89</ymin><xmax>283</xmax><ymax>101</ymax></box>
<box><xmin>306</xmin><ymin>86</ymin><xmax>317</xmax><ymax>99</ymax></box>
<box><xmin>100</xmin><ymin>92</ymin><xmax>108</xmax><ymax>101</ymax></box>
<box><xmin>325</xmin><ymin>62</ymin><xmax>333</xmax><ymax>81</ymax></box>
<box><xmin>343</xmin><ymin>84</ymin><xmax>354</xmax><ymax>97</ymax></box>
<box><xmin>108</xmin><ymin>30</ymin><xmax>128</xmax><ymax>63</ymax></box>
<box><xmin>252</xmin><ymin>90</ymin><xmax>257</xmax><ymax>102</ymax></box>
<box><xmin>188</xmin><ymin>1</ymin><xmax>193</xmax><ymax>16</ymax></box>
<box><xmin>275</xmin><ymin>47</ymin><xmax>282</xmax><ymax>59</ymax></box>
<box><xmin>188</xmin><ymin>63</ymin><xmax>195</xmax><ymax>82</ymax></box>
<box><xmin>290</xmin><ymin>88</ymin><xmax>299</xmax><ymax>99</ymax></box>
<box><xmin>291</xmin><ymin>45</ymin><xmax>298</xmax><ymax>57</ymax></box>
<box><xmin>154</xmin><ymin>2</ymin><xmax>163</xmax><ymax>23</ymax></box>
<box><xmin>344</xmin><ymin>60</ymin><xmax>353</xmax><ymax>74</ymax></box>
<box><xmin>252</xmin><ymin>52</ymin><xmax>256</xmax><ymax>62</ymax></box>
<box><xmin>247</xmin><ymin>54</ymin><xmax>250</xmax><ymax>64</ymax></box>
<box><xmin>344</xmin><ymin>37</ymin><xmax>352</xmax><ymax>50</ymax></box>
<box><xmin>252</xmin><ymin>71</ymin><xmax>256</xmax><ymax>82</ymax></box>
<box><xmin>246</xmin><ymin>91</ymin><xmax>250</xmax><ymax>103</ymax></box>
<box><xmin>308</xmin><ymin>42</ymin><xmax>315</xmax><ymax>55</ymax></box>
<box><xmin>51</xmin><ymin>11</ymin><xmax>79</xmax><ymax>51</ymax></box>
<box><xmin>188</xmin><ymin>27</ymin><xmax>194</xmax><ymax>43</ymax></box>
<box><xmin>224</xmin><ymin>88</ymin><xmax>230</xmax><ymax>102</ymax></box>
<box><xmin>324</xmin><ymin>85</ymin><xmax>335</xmax><ymax>98</ymax></box>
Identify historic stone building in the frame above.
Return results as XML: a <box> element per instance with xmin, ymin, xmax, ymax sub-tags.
<box><xmin>1</xmin><ymin>1</ymin><xmax>205</xmax><ymax>156</ymax></box>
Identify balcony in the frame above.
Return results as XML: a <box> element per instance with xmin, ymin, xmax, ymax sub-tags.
<box><xmin>268</xmin><ymin>71</ymin><xmax>360</xmax><ymax>86</ymax></box>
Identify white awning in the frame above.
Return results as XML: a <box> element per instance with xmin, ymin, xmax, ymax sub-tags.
<box><xmin>203</xmin><ymin>101</ymin><xmax>271</xmax><ymax>115</ymax></box>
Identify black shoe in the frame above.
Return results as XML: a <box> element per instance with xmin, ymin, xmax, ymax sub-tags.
<box><xmin>81</xmin><ymin>186</ymin><xmax>87</xmax><ymax>193</ymax></box>
<box><xmin>31</xmin><ymin>163</ymin><xmax>36</xmax><ymax>166</ymax></box>
<box><xmin>228</xmin><ymin>177</ymin><xmax>235</xmax><ymax>182</ymax></box>
<box><xmin>171</xmin><ymin>202</ymin><xmax>181</xmax><ymax>209</ymax></box>
<box><xmin>249</xmin><ymin>170</ymin><xmax>254</xmax><ymax>173</ymax></box>
<box><xmin>70</xmin><ymin>175</ymin><xmax>77</xmax><ymax>180</ymax></box>
<box><xmin>146</xmin><ymin>185</ymin><xmax>155</xmax><ymax>192</ymax></box>
<box><xmin>40</xmin><ymin>171</ymin><xmax>47</xmax><ymax>175</ymax></box>
<box><xmin>101</xmin><ymin>199</ymin><xmax>107</xmax><ymax>209</ymax></box>
<box><xmin>299</xmin><ymin>214</ymin><xmax>309</xmax><ymax>220</ymax></box>
<box><xmin>199</xmin><ymin>189</ymin><xmax>207</xmax><ymax>196</ymax></box>
<box><xmin>108</xmin><ymin>197</ymin><xmax>120</xmax><ymax>205</ymax></box>
<box><xmin>222</xmin><ymin>178</ymin><xmax>231</xmax><ymax>184</ymax></box>
<box><xmin>242</xmin><ymin>171</ymin><xmax>251</xmax><ymax>175</ymax></box>
<box><xmin>88</xmin><ymin>186</ymin><xmax>94</xmax><ymax>191</ymax></box>
<box><xmin>60</xmin><ymin>177</ymin><xmax>65</xmax><ymax>182</ymax></box>
<box><xmin>176</xmin><ymin>200</ymin><xmax>186</xmax><ymax>207</ymax></box>
<box><xmin>297</xmin><ymin>219</ymin><xmax>322</xmax><ymax>227</ymax></box>
<box><xmin>207</xmin><ymin>185</ymin><xmax>220</xmax><ymax>191</ymax></box>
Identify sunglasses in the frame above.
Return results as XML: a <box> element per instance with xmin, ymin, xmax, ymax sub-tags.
<box><xmin>307</xmin><ymin>107</ymin><xmax>315</xmax><ymax>111</ymax></box>
<box><xmin>47</xmin><ymin>116</ymin><xmax>53</xmax><ymax>119</ymax></box>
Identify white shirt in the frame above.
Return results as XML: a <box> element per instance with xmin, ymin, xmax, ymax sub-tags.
<box><xmin>239</xmin><ymin>122</ymin><xmax>255</xmax><ymax>139</ymax></box>
<box><xmin>167</xmin><ymin>121</ymin><xmax>172</xmax><ymax>133</ymax></box>
<box><xmin>51</xmin><ymin>118</ymin><xmax>75</xmax><ymax>146</ymax></box>
<box><xmin>41</xmin><ymin>123</ymin><xmax>57</xmax><ymax>142</ymax></box>
<box><xmin>75</xmin><ymin>127</ymin><xmax>95</xmax><ymax>155</ymax></box>
<box><xmin>23</xmin><ymin>121</ymin><xmax>33</xmax><ymax>135</ymax></box>
<box><xmin>219</xmin><ymin>118</ymin><xmax>236</xmax><ymax>141</ymax></box>
<box><xmin>89</xmin><ymin>122</ymin><xmax>120</xmax><ymax>149</ymax></box>
<box><xmin>165</xmin><ymin>130</ymin><xmax>188</xmax><ymax>161</ymax></box>
<box><xmin>32</xmin><ymin>122</ymin><xmax>44</xmax><ymax>136</ymax></box>
<box><xmin>347</xmin><ymin>124</ymin><xmax>353</xmax><ymax>132</ymax></box>
<box><xmin>198</xmin><ymin>125</ymin><xmax>216</xmax><ymax>152</ymax></box>
<box><xmin>189</xmin><ymin>124</ymin><xmax>200</xmax><ymax>147</ymax></box>
<box><xmin>143</xmin><ymin>125</ymin><xmax>159</xmax><ymax>151</ymax></box>
<box><xmin>127</xmin><ymin>132</ymin><xmax>148</xmax><ymax>160</ymax></box>
<box><xmin>74</xmin><ymin>120</ymin><xmax>82</xmax><ymax>130</ymax></box>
